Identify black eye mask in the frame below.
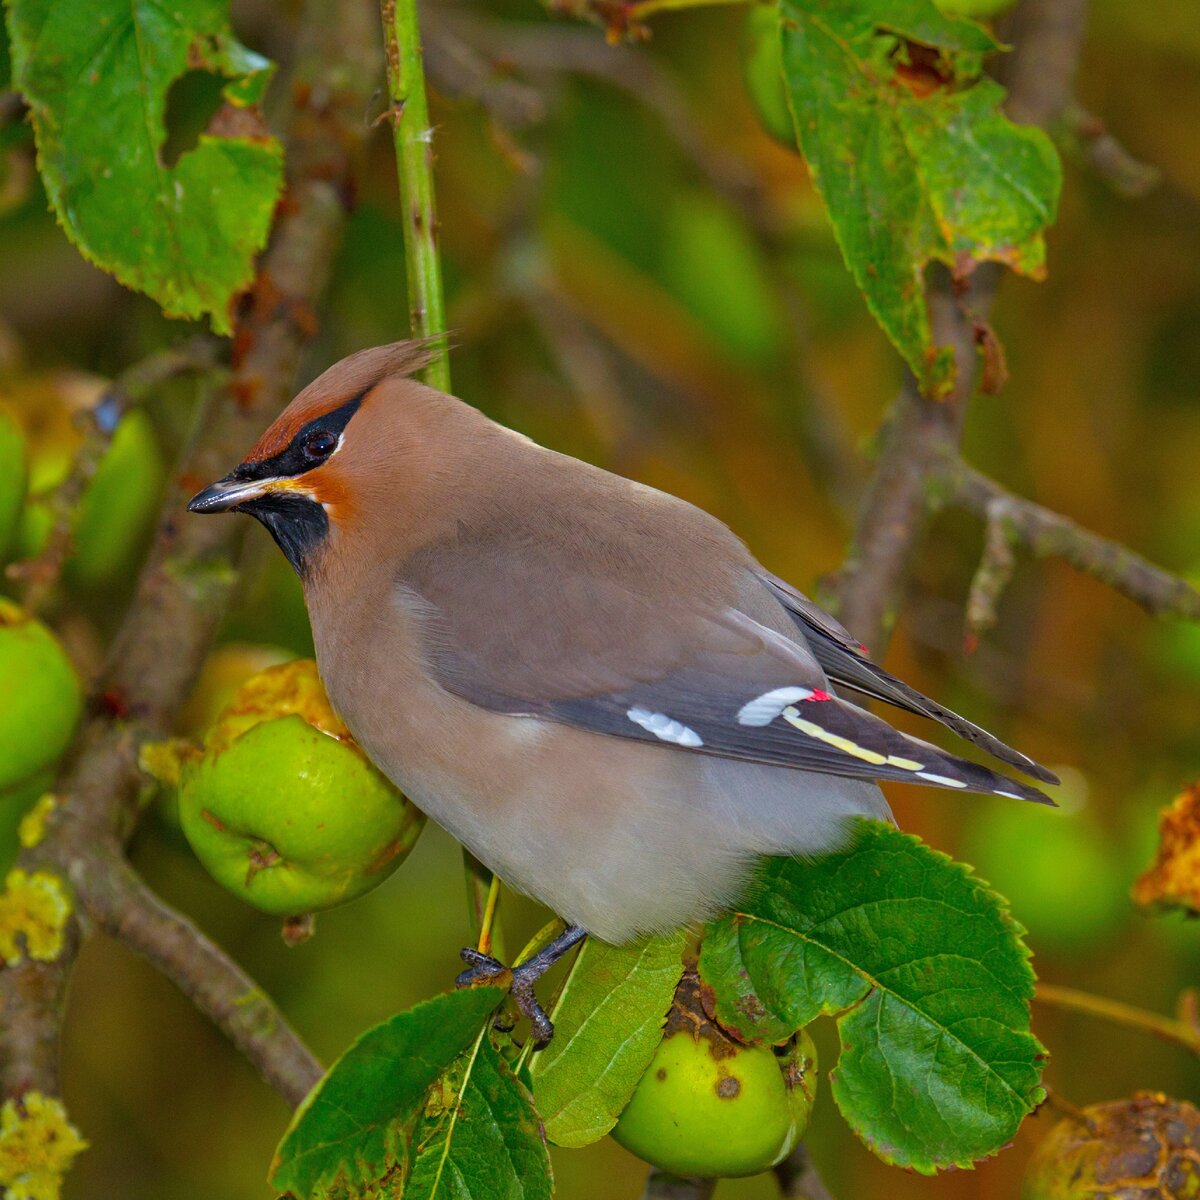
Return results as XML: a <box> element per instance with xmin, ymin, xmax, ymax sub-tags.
<box><xmin>235</xmin><ymin>391</ymin><xmax>365</xmax><ymax>482</ymax></box>
<box><xmin>229</xmin><ymin>392</ymin><xmax>366</xmax><ymax>577</ymax></box>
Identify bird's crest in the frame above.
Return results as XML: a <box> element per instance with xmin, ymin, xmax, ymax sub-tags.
<box><xmin>247</xmin><ymin>339</ymin><xmax>439</xmax><ymax>462</ymax></box>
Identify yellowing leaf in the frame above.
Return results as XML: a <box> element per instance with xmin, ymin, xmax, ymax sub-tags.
<box><xmin>778</xmin><ymin>0</ymin><xmax>1061</xmax><ymax>395</ymax></box>
<box><xmin>406</xmin><ymin>1033</ymin><xmax>551</xmax><ymax>1200</ymax></box>
<box><xmin>5</xmin><ymin>0</ymin><xmax>284</xmax><ymax>332</ymax></box>
<box><xmin>270</xmin><ymin>988</ymin><xmax>503</xmax><ymax>1199</ymax></box>
<box><xmin>1132</xmin><ymin>782</ymin><xmax>1200</xmax><ymax>915</ymax></box>
<box><xmin>0</xmin><ymin>1092</ymin><xmax>88</xmax><ymax>1200</ymax></box>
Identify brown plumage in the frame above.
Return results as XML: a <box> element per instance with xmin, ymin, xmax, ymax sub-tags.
<box><xmin>189</xmin><ymin>342</ymin><xmax>1057</xmax><ymax>1037</ymax></box>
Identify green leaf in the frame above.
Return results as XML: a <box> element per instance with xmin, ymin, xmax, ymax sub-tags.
<box><xmin>698</xmin><ymin>820</ymin><xmax>1045</xmax><ymax>1173</ymax></box>
<box><xmin>5</xmin><ymin>0</ymin><xmax>285</xmax><ymax>332</ymax></box>
<box><xmin>778</xmin><ymin>0</ymin><xmax>1061</xmax><ymax>395</ymax></box>
<box><xmin>528</xmin><ymin>931</ymin><xmax>686</xmax><ymax>1148</ymax></box>
<box><xmin>406</xmin><ymin>1033</ymin><xmax>552</xmax><ymax>1200</ymax></box>
<box><xmin>271</xmin><ymin>988</ymin><xmax>504</xmax><ymax>1199</ymax></box>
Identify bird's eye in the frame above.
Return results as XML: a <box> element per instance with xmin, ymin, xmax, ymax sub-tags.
<box><xmin>302</xmin><ymin>430</ymin><xmax>338</xmax><ymax>461</ymax></box>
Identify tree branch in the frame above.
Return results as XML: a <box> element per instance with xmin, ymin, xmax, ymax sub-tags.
<box><xmin>830</xmin><ymin>268</ymin><xmax>996</xmax><ymax>650</ymax></box>
<box><xmin>1059</xmin><ymin>102</ymin><xmax>1160</xmax><ymax>199</ymax></box>
<box><xmin>641</xmin><ymin>1172</ymin><xmax>715</xmax><ymax>1200</ymax></box>
<box><xmin>774</xmin><ymin>1143</ymin><xmax>836</xmax><ymax>1200</ymax></box>
<box><xmin>963</xmin><ymin>492</ymin><xmax>1020</xmax><ymax>649</ymax></box>
<box><xmin>937</xmin><ymin>457</ymin><xmax>1200</xmax><ymax>621</ymax></box>
<box><xmin>0</xmin><ymin>0</ymin><xmax>380</xmax><ymax>1105</ymax></box>
<box><xmin>831</xmin><ymin>0</ymin><xmax>1092</xmax><ymax>653</ymax></box>
<box><xmin>83</xmin><ymin>852</ymin><xmax>323</xmax><ymax>1106</ymax></box>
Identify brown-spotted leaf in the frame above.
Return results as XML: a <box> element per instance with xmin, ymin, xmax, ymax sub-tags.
<box><xmin>777</xmin><ymin>0</ymin><xmax>1061</xmax><ymax>396</ymax></box>
<box><xmin>5</xmin><ymin>0</ymin><xmax>284</xmax><ymax>332</ymax></box>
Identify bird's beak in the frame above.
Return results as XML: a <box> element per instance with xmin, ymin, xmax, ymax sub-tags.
<box><xmin>187</xmin><ymin>473</ymin><xmax>280</xmax><ymax>514</ymax></box>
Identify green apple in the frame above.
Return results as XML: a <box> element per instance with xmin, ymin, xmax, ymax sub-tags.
<box><xmin>0</xmin><ymin>408</ymin><xmax>27</xmax><ymax>562</ymax></box>
<box><xmin>67</xmin><ymin>408</ymin><xmax>165</xmax><ymax>589</ymax></box>
<box><xmin>741</xmin><ymin>5</ymin><xmax>794</xmax><ymax>146</ymax></box>
<box><xmin>0</xmin><ymin>599</ymin><xmax>83</xmax><ymax>792</ymax></box>
<box><xmin>1023</xmin><ymin>1093</ymin><xmax>1199</xmax><ymax>1199</ymax></box>
<box><xmin>176</xmin><ymin>643</ymin><xmax>296</xmax><ymax>739</ymax></box>
<box><xmin>150</xmin><ymin>643</ymin><xmax>296</xmax><ymax>834</ymax></box>
<box><xmin>5</xmin><ymin>371</ymin><xmax>165</xmax><ymax>589</ymax></box>
<box><xmin>962</xmin><ymin>791</ymin><xmax>1126</xmax><ymax>953</ymax></box>
<box><xmin>612</xmin><ymin>1021</ymin><xmax>817</xmax><ymax>1178</ymax></box>
<box><xmin>660</xmin><ymin>193</ymin><xmax>783</xmax><ymax>366</ymax></box>
<box><xmin>178</xmin><ymin>660</ymin><xmax>425</xmax><ymax>916</ymax></box>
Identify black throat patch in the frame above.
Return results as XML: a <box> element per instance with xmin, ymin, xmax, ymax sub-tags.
<box><xmin>232</xmin><ymin>391</ymin><xmax>366</xmax><ymax>577</ymax></box>
<box><xmin>241</xmin><ymin>493</ymin><xmax>329</xmax><ymax>578</ymax></box>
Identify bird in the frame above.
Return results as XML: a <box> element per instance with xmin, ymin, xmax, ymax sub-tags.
<box><xmin>188</xmin><ymin>341</ymin><xmax>1058</xmax><ymax>1042</ymax></box>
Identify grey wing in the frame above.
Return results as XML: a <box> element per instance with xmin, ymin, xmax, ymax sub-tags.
<box><xmin>398</xmin><ymin>529</ymin><xmax>1053</xmax><ymax>805</ymax></box>
<box><xmin>758</xmin><ymin>571</ymin><xmax>1060</xmax><ymax>785</ymax></box>
<box><xmin>544</xmin><ymin>634</ymin><xmax>1054</xmax><ymax>803</ymax></box>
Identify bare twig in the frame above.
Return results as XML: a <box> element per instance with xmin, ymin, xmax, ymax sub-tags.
<box><xmin>629</xmin><ymin>0</ymin><xmax>744</xmax><ymax>15</ymax></box>
<box><xmin>430</xmin><ymin>15</ymin><xmax>766</xmax><ymax>229</ymax></box>
<box><xmin>830</xmin><ymin>268</ymin><xmax>997</xmax><ymax>650</ymax></box>
<box><xmin>1178</xmin><ymin>989</ymin><xmax>1200</xmax><ymax>1037</ymax></box>
<box><xmin>1060</xmin><ymin>102</ymin><xmax>1160</xmax><ymax>199</ymax></box>
<box><xmin>938</xmin><ymin>457</ymin><xmax>1200</xmax><ymax>621</ymax></box>
<box><xmin>1035</xmin><ymin>983</ymin><xmax>1200</xmax><ymax>1058</ymax></box>
<box><xmin>383</xmin><ymin>0</ymin><xmax>507</xmax><ymax>948</ymax></box>
<box><xmin>0</xmin><ymin>0</ymin><xmax>380</xmax><ymax>1106</ymax></box>
<box><xmin>1043</xmin><ymin>1086</ymin><xmax>1098</xmax><ymax>1130</ymax></box>
<box><xmin>83</xmin><ymin>853</ymin><xmax>323</xmax><ymax>1106</ymax></box>
<box><xmin>775</xmin><ymin>1143</ymin><xmax>836</xmax><ymax>1200</ymax></box>
<box><xmin>964</xmin><ymin>495</ymin><xmax>1020</xmax><ymax>650</ymax></box>
<box><xmin>423</xmin><ymin>20</ymin><xmax>546</xmax><ymax>128</ymax></box>
<box><xmin>831</xmin><ymin>0</ymin><xmax>1093</xmax><ymax>653</ymax></box>
<box><xmin>1001</xmin><ymin>0</ymin><xmax>1091</xmax><ymax>129</ymax></box>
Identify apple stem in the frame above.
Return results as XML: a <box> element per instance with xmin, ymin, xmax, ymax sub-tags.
<box><xmin>476</xmin><ymin>872</ymin><xmax>503</xmax><ymax>957</ymax></box>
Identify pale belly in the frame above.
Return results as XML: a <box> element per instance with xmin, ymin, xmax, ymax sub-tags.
<box><xmin>311</xmin><ymin>598</ymin><xmax>889</xmax><ymax>943</ymax></box>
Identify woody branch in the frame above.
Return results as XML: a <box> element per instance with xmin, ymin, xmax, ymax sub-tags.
<box><xmin>0</xmin><ymin>0</ymin><xmax>381</xmax><ymax>1108</ymax></box>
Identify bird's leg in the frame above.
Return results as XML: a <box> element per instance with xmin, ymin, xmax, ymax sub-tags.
<box><xmin>456</xmin><ymin>924</ymin><xmax>587</xmax><ymax>1046</ymax></box>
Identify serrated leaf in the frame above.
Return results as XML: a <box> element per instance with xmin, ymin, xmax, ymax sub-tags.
<box><xmin>528</xmin><ymin>931</ymin><xmax>685</xmax><ymax>1148</ymax></box>
<box><xmin>5</xmin><ymin>0</ymin><xmax>285</xmax><ymax>332</ymax></box>
<box><xmin>778</xmin><ymin>0</ymin><xmax>1061</xmax><ymax>395</ymax></box>
<box><xmin>271</xmin><ymin>988</ymin><xmax>504</xmax><ymax>1200</ymax></box>
<box><xmin>698</xmin><ymin>820</ymin><xmax>1045</xmax><ymax>1174</ymax></box>
<box><xmin>406</xmin><ymin>1033</ymin><xmax>552</xmax><ymax>1200</ymax></box>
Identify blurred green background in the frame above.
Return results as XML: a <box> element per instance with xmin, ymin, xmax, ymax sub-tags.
<box><xmin>2</xmin><ymin>0</ymin><xmax>1199</xmax><ymax>1196</ymax></box>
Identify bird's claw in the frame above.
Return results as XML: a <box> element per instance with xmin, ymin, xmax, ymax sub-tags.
<box><xmin>455</xmin><ymin>947</ymin><xmax>556</xmax><ymax>1047</ymax></box>
<box><xmin>455</xmin><ymin>947</ymin><xmax>511</xmax><ymax>988</ymax></box>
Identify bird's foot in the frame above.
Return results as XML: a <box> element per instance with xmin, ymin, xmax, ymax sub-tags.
<box><xmin>455</xmin><ymin>925</ymin><xmax>587</xmax><ymax>1048</ymax></box>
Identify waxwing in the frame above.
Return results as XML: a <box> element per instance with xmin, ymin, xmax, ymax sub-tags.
<box><xmin>190</xmin><ymin>342</ymin><xmax>1056</xmax><ymax>1041</ymax></box>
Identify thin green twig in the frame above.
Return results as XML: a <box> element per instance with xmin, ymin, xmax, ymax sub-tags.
<box><xmin>380</xmin><ymin>0</ymin><xmax>500</xmax><ymax>961</ymax></box>
<box><xmin>628</xmin><ymin>0</ymin><xmax>745</xmax><ymax>18</ymax></box>
<box><xmin>475</xmin><ymin>872</ymin><xmax>504</xmax><ymax>957</ymax></box>
<box><xmin>379</xmin><ymin>0</ymin><xmax>450</xmax><ymax>391</ymax></box>
<box><xmin>1035</xmin><ymin>983</ymin><xmax>1200</xmax><ymax>1058</ymax></box>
